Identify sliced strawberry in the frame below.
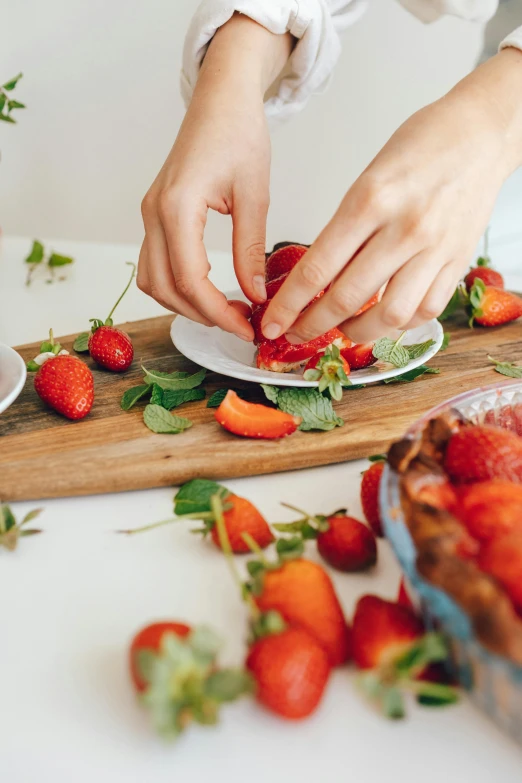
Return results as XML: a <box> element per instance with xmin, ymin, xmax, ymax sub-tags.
<box><xmin>265</xmin><ymin>245</ymin><xmax>307</xmax><ymax>283</ymax></box>
<box><xmin>360</xmin><ymin>458</ymin><xmax>386</xmax><ymax>537</ymax></box>
<box><xmin>256</xmin><ymin>328</ymin><xmax>344</xmax><ymax>371</ymax></box>
<box><xmin>215</xmin><ymin>390</ymin><xmax>301</xmax><ymax>439</ymax></box>
<box><xmin>341</xmin><ymin>343</ymin><xmax>377</xmax><ymax>371</ymax></box>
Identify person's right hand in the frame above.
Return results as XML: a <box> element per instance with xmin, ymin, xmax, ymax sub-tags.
<box><xmin>137</xmin><ymin>14</ymin><xmax>292</xmax><ymax>341</ymax></box>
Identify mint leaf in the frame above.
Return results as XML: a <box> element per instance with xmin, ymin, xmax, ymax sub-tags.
<box><xmin>383</xmin><ymin>366</ymin><xmax>439</xmax><ymax>384</ymax></box>
<box><xmin>142</xmin><ymin>366</ymin><xmax>205</xmax><ymax>390</ymax></box>
<box><xmin>441</xmin><ymin>333</ymin><xmax>450</xmax><ymax>351</ymax></box>
<box><xmin>373</xmin><ymin>334</ymin><xmax>410</xmax><ymax>368</ymax></box>
<box><xmin>73</xmin><ymin>332</ymin><xmax>90</xmax><ymax>353</ymax></box>
<box><xmin>150</xmin><ymin>384</ymin><xmax>164</xmax><ymax>406</ymax></box>
<box><xmin>121</xmin><ymin>384</ymin><xmax>150</xmax><ymax>411</ymax></box>
<box><xmin>174</xmin><ymin>479</ymin><xmax>230</xmax><ymax>516</ymax></box>
<box><xmin>25</xmin><ymin>240</ymin><xmax>45</xmax><ymax>266</ymax></box>
<box><xmin>438</xmin><ymin>287</ymin><xmax>462</xmax><ymax>322</ymax></box>
<box><xmin>163</xmin><ymin>388</ymin><xmax>205</xmax><ymax>409</ymax></box>
<box><xmin>261</xmin><ymin>385</ymin><xmax>280</xmax><ymax>405</ymax></box>
<box><xmin>406</xmin><ymin>339</ymin><xmax>436</xmax><ymax>360</ymax></box>
<box><xmin>3</xmin><ymin>73</ymin><xmax>23</xmax><ymax>91</ymax></box>
<box><xmin>207</xmin><ymin>389</ymin><xmax>229</xmax><ymax>408</ymax></box>
<box><xmin>7</xmin><ymin>99</ymin><xmax>25</xmax><ymax>110</ymax></box>
<box><xmin>274</xmin><ymin>388</ymin><xmax>344</xmax><ymax>431</ymax></box>
<box><xmin>489</xmin><ymin>356</ymin><xmax>522</xmax><ymax>379</ymax></box>
<box><xmin>48</xmin><ymin>253</ymin><xmax>74</xmax><ymax>268</ymax></box>
<box><xmin>0</xmin><ymin>114</ymin><xmax>16</xmax><ymax>124</ymax></box>
<box><xmin>143</xmin><ymin>404</ymin><xmax>192</xmax><ymax>434</ymax></box>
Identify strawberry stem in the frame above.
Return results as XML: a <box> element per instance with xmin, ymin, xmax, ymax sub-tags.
<box><xmin>106</xmin><ymin>262</ymin><xmax>136</xmax><ymax>323</ymax></box>
<box><xmin>117</xmin><ymin>517</ymin><xmax>177</xmax><ymax>535</ymax></box>
<box><xmin>241</xmin><ymin>532</ymin><xmax>270</xmax><ymax>566</ymax></box>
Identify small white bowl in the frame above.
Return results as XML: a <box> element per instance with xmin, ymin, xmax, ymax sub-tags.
<box><xmin>0</xmin><ymin>343</ymin><xmax>27</xmax><ymax>414</ymax></box>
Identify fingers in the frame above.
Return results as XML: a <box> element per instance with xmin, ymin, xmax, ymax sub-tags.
<box><xmin>158</xmin><ymin>192</ymin><xmax>254</xmax><ymax>340</ymax></box>
<box><xmin>261</xmin><ymin>194</ymin><xmax>377</xmax><ymax>340</ymax></box>
<box><xmin>402</xmin><ymin>262</ymin><xmax>462</xmax><ymax>330</ymax></box>
<box><xmin>232</xmin><ymin>189</ymin><xmax>269</xmax><ymax>305</ymax></box>
<box><xmin>283</xmin><ymin>224</ymin><xmax>420</xmax><ymax>344</ymax></box>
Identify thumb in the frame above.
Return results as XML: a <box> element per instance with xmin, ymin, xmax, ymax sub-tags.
<box><xmin>232</xmin><ymin>193</ymin><xmax>269</xmax><ymax>305</ymax></box>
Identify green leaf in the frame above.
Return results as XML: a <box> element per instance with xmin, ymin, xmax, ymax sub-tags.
<box><xmin>273</xmin><ymin>387</ymin><xmax>344</xmax><ymax>431</ymax></box>
<box><xmin>163</xmin><ymin>388</ymin><xmax>205</xmax><ymax>410</ymax></box>
<box><xmin>368</xmin><ymin>454</ymin><xmax>387</xmax><ymax>462</ymax></box>
<box><xmin>143</xmin><ymin>404</ymin><xmax>192</xmax><ymax>434</ymax></box>
<box><xmin>0</xmin><ymin>113</ymin><xmax>16</xmax><ymax>123</ymax></box>
<box><xmin>73</xmin><ymin>332</ymin><xmax>90</xmax><ymax>353</ymax></box>
<box><xmin>25</xmin><ymin>240</ymin><xmax>45</xmax><ymax>266</ymax></box>
<box><xmin>206</xmin><ymin>389</ymin><xmax>229</xmax><ymax>408</ymax></box>
<box><xmin>8</xmin><ymin>99</ymin><xmax>25</xmax><ymax>110</ymax></box>
<box><xmin>275</xmin><ymin>535</ymin><xmax>305</xmax><ymax>560</ymax></box>
<box><xmin>48</xmin><ymin>253</ymin><xmax>74</xmax><ymax>268</ymax></box>
<box><xmin>142</xmin><ymin>366</ymin><xmax>205</xmax><ymax>391</ymax></box>
<box><xmin>438</xmin><ymin>288</ymin><xmax>461</xmax><ymax>322</ymax></box>
<box><xmin>150</xmin><ymin>384</ymin><xmax>164</xmax><ymax>406</ymax></box>
<box><xmin>120</xmin><ymin>384</ymin><xmax>150</xmax><ymax>411</ymax></box>
<box><xmin>489</xmin><ymin>356</ymin><xmax>522</xmax><ymax>379</ymax></box>
<box><xmin>0</xmin><ymin>95</ymin><xmax>5</xmax><ymax>112</ymax></box>
<box><xmin>416</xmin><ymin>685</ymin><xmax>459</xmax><ymax>707</ymax></box>
<box><xmin>20</xmin><ymin>508</ymin><xmax>43</xmax><ymax>527</ymax></box>
<box><xmin>26</xmin><ymin>360</ymin><xmax>40</xmax><ymax>372</ymax></box>
<box><xmin>383</xmin><ymin>365</ymin><xmax>439</xmax><ymax>384</ymax></box>
<box><xmin>273</xmin><ymin>520</ymin><xmax>318</xmax><ymax>539</ymax></box>
<box><xmin>261</xmin><ymin>384</ymin><xmax>280</xmax><ymax>405</ymax></box>
<box><xmin>3</xmin><ymin>73</ymin><xmax>23</xmax><ymax>91</ymax></box>
<box><xmin>406</xmin><ymin>339</ymin><xmax>436</xmax><ymax>360</ymax></box>
<box><xmin>174</xmin><ymin>479</ymin><xmax>230</xmax><ymax>517</ymax></box>
<box><xmin>372</xmin><ymin>334</ymin><xmax>410</xmax><ymax>368</ymax></box>
<box><xmin>441</xmin><ymin>332</ymin><xmax>451</xmax><ymax>351</ymax></box>
<box><xmin>0</xmin><ymin>505</ymin><xmax>16</xmax><ymax>534</ymax></box>
<box><xmin>204</xmin><ymin>669</ymin><xmax>254</xmax><ymax>702</ymax></box>
<box><xmin>382</xmin><ymin>687</ymin><xmax>405</xmax><ymax>720</ymax></box>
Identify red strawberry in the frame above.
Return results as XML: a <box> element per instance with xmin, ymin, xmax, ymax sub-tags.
<box><xmin>360</xmin><ymin>457</ymin><xmax>386</xmax><ymax>537</ymax></box>
<box><xmin>256</xmin><ymin>328</ymin><xmax>343</xmax><ymax>371</ymax></box>
<box><xmin>397</xmin><ymin>577</ymin><xmax>415</xmax><ymax>611</ymax></box>
<box><xmin>209</xmin><ymin>495</ymin><xmax>274</xmax><ymax>553</ymax></box>
<box><xmin>445</xmin><ymin>425</ymin><xmax>522</xmax><ymax>485</ymax></box>
<box><xmin>88</xmin><ymin>325</ymin><xmax>133</xmax><ymax>372</ymax></box>
<box><xmin>469</xmin><ymin>279</ymin><xmax>522</xmax><ymax>327</ymax></box>
<box><xmin>215</xmin><ymin>390</ymin><xmax>301</xmax><ymax>438</ymax></box>
<box><xmin>457</xmin><ymin>480</ymin><xmax>522</xmax><ymax>541</ymax></box>
<box><xmin>352</xmin><ymin>594</ymin><xmax>424</xmax><ymax>670</ymax></box>
<box><xmin>265</xmin><ymin>274</ymin><xmax>288</xmax><ymax>300</ymax></box>
<box><xmin>129</xmin><ymin>621</ymin><xmax>191</xmax><ymax>692</ymax></box>
<box><xmin>465</xmin><ymin>266</ymin><xmax>504</xmax><ymax>291</ymax></box>
<box><xmin>129</xmin><ymin>621</ymin><xmax>252</xmax><ymax>737</ymax></box>
<box><xmin>415</xmin><ymin>479</ymin><xmax>458</xmax><ymax>512</ymax></box>
<box><xmin>251</xmin><ymin>301</ymin><xmax>269</xmax><ymax>345</ymax></box>
<box><xmin>265</xmin><ymin>244</ymin><xmax>308</xmax><ymax>283</ymax></box>
<box><xmin>246</xmin><ymin>626</ymin><xmax>331</xmax><ymax>719</ymax></box>
<box><xmin>478</xmin><ymin>533</ymin><xmax>522</xmax><ymax>612</ymax></box>
<box><xmin>34</xmin><ymin>354</ymin><xmax>94</xmax><ymax>420</ymax></box>
<box><xmin>484</xmin><ymin>402</ymin><xmax>522</xmax><ymax>437</ymax></box>
<box><xmin>303</xmin><ymin>344</ymin><xmax>350</xmax><ymax>401</ymax></box>
<box><xmin>316</xmin><ymin>515</ymin><xmax>377</xmax><ymax>572</ymax></box>
<box><xmin>75</xmin><ymin>262</ymin><xmax>136</xmax><ymax>371</ymax></box>
<box><xmin>251</xmin><ymin>556</ymin><xmax>351</xmax><ymax>666</ymax></box>
<box><xmin>341</xmin><ymin>343</ymin><xmax>377</xmax><ymax>370</ymax></box>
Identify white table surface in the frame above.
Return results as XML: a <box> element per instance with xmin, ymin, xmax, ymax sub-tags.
<box><xmin>1</xmin><ymin>235</ymin><xmax>521</xmax><ymax>782</ymax></box>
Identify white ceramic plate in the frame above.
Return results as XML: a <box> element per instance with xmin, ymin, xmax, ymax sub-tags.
<box><xmin>0</xmin><ymin>343</ymin><xmax>27</xmax><ymax>414</ymax></box>
<box><xmin>171</xmin><ymin>291</ymin><xmax>444</xmax><ymax>387</ymax></box>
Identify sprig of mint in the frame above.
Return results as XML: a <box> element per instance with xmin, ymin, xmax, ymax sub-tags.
<box><xmin>489</xmin><ymin>356</ymin><xmax>522</xmax><ymax>379</ymax></box>
<box><xmin>0</xmin><ymin>504</ymin><xmax>43</xmax><ymax>552</ymax></box>
<box><xmin>0</xmin><ymin>73</ymin><xmax>25</xmax><ymax>125</ymax></box>
<box><xmin>121</xmin><ymin>384</ymin><xmax>150</xmax><ymax>411</ymax></box>
<box><xmin>373</xmin><ymin>334</ymin><xmax>436</xmax><ymax>368</ymax></box>
<box><xmin>143</xmin><ymin>404</ymin><xmax>193</xmax><ymax>434</ymax></box>
<box><xmin>261</xmin><ymin>385</ymin><xmax>344</xmax><ymax>431</ymax></box>
<box><xmin>25</xmin><ymin>240</ymin><xmax>74</xmax><ymax>286</ymax></box>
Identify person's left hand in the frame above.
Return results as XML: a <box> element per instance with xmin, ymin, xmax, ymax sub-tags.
<box><xmin>261</xmin><ymin>49</ymin><xmax>522</xmax><ymax>345</ymax></box>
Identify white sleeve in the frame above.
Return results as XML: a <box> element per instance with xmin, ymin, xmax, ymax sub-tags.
<box><xmin>181</xmin><ymin>0</ymin><xmax>367</xmax><ymax>126</ymax></box>
<box><xmin>396</xmin><ymin>0</ymin><xmax>499</xmax><ymax>25</ymax></box>
<box><xmin>499</xmin><ymin>26</ymin><xmax>522</xmax><ymax>54</ymax></box>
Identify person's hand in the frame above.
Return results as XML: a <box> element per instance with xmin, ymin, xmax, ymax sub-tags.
<box><xmin>138</xmin><ymin>14</ymin><xmax>292</xmax><ymax>341</ymax></box>
<box><xmin>262</xmin><ymin>48</ymin><xmax>522</xmax><ymax>345</ymax></box>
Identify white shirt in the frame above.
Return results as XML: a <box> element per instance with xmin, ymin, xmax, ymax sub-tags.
<box><xmin>181</xmin><ymin>0</ymin><xmax>522</xmax><ymax>124</ymax></box>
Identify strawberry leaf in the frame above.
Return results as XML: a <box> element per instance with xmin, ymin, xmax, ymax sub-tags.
<box><xmin>3</xmin><ymin>73</ymin><xmax>23</xmax><ymax>91</ymax></box>
<box><xmin>48</xmin><ymin>253</ymin><xmax>74</xmax><ymax>268</ymax></box>
<box><xmin>24</xmin><ymin>240</ymin><xmax>45</xmax><ymax>266</ymax></box>
<box><xmin>174</xmin><ymin>479</ymin><xmax>230</xmax><ymax>517</ymax></box>
<box><xmin>73</xmin><ymin>332</ymin><xmax>90</xmax><ymax>353</ymax></box>
<box><xmin>143</xmin><ymin>404</ymin><xmax>192</xmax><ymax>434</ymax></box>
<box><xmin>120</xmin><ymin>384</ymin><xmax>150</xmax><ymax>411</ymax></box>
<box><xmin>203</xmin><ymin>669</ymin><xmax>254</xmax><ymax>702</ymax></box>
<box><xmin>275</xmin><ymin>535</ymin><xmax>304</xmax><ymax>560</ymax></box>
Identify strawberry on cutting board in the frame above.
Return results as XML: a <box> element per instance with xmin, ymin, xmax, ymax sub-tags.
<box><xmin>468</xmin><ymin>279</ymin><xmax>522</xmax><ymax>327</ymax></box>
<box><xmin>74</xmin><ymin>262</ymin><xmax>136</xmax><ymax>371</ymax></box>
<box><xmin>215</xmin><ymin>390</ymin><xmax>301</xmax><ymax>439</ymax></box>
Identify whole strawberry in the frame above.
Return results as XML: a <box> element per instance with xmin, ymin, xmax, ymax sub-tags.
<box><xmin>445</xmin><ymin>424</ymin><xmax>522</xmax><ymax>485</ymax></box>
<box><xmin>75</xmin><ymin>262</ymin><xmax>136</xmax><ymax>371</ymax></box>
<box><xmin>457</xmin><ymin>480</ymin><xmax>522</xmax><ymax>542</ymax></box>
<box><xmin>360</xmin><ymin>456</ymin><xmax>387</xmax><ymax>537</ymax></box>
<box><xmin>469</xmin><ymin>278</ymin><xmax>522</xmax><ymax>327</ymax></box>
<box><xmin>27</xmin><ymin>330</ymin><xmax>94</xmax><ymax>420</ymax></box>
<box><xmin>246</xmin><ymin>624</ymin><xmax>331</xmax><ymax>719</ymax></box>
<box><xmin>464</xmin><ymin>252</ymin><xmax>504</xmax><ymax>292</ymax></box>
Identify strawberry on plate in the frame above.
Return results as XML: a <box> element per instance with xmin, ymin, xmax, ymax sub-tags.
<box><xmin>445</xmin><ymin>424</ymin><xmax>522</xmax><ymax>485</ymax></box>
<box><xmin>215</xmin><ymin>390</ymin><xmax>301</xmax><ymax>438</ymax></box>
<box><xmin>468</xmin><ymin>279</ymin><xmax>522</xmax><ymax>327</ymax></box>
<box><xmin>341</xmin><ymin>342</ymin><xmax>377</xmax><ymax>371</ymax></box>
<box><xmin>265</xmin><ymin>244</ymin><xmax>308</xmax><ymax>283</ymax></box>
<box><xmin>256</xmin><ymin>328</ymin><xmax>343</xmax><ymax>372</ymax></box>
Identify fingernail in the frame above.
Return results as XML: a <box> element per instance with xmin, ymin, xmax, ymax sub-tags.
<box><xmin>285</xmin><ymin>332</ymin><xmax>302</xmax><ymax>345</ymax></box>
<box><xmin>263</xmin><ymin>322</ymin><xmax>281</xmax><ymax>340</ymax></box>
<box><xmin>252</xmin><ymin>275</ymin><xmax>267</xmax><ymax>301</ymax></box>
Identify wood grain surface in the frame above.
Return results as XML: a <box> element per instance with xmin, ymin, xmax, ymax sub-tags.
<box><xmin>1</xmin><ymin>313</ymin><xmax>522</xmax><ymax>501</ymax></box>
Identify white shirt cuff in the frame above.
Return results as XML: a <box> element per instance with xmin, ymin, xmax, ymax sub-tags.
<box><xmin>397</xmin><ymin>0</ymin><xmax>499</xmax><ymax>24</ymax></box>
<box><xmin>500</xmin><ymin>25</ymin><xmax>522</xmax><ymax>54</ymax></box>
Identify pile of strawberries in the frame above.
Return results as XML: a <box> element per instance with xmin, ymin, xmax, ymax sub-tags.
<box><xmin>127</xmin><ymin>466</ymin><xmax>457</xmax><ymax>740</ymax></box>
<box><xmin>26</xmin><ymin>264</ymin><xmax>136</xmax><ymax>420</ymax></box>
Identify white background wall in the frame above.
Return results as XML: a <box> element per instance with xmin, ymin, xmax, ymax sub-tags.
<box><xmin>1</xmin><ymin>0</ymin><xmax>519</xmax><ymax>257</ymax></box>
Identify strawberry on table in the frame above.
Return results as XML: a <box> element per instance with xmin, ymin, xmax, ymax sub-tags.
<box><xmin>444</xmin><ymin>424</ymin><xmax>522</xmax><ymax>485</ymax></box>
<box><xmin>75</xmin><ymin>262</ymin><xmax>136</xmax><ymax>371</ymax></box>
<box><xmin>215</xmin><ymin>390</ymin><xmax>301</xmax><ymax>438</ymax></box>
<box><xmin>303</xmin><ymin>344</ymin><xmax>350</xmax><ymax>400</ymax></box>
<box><xmin>129</xmin><ymin>621</ymin><xmax>252</xmax><ymax>738</ymax></box>
<box><xmin>468</xmin><ymin>279</ymin><xmax>522</xmax><ymax>327</ymax></box>
<box><xmin>360</xmin><ymin>456</ymin><xmax>387</xmax><ymax>537</ymax></box>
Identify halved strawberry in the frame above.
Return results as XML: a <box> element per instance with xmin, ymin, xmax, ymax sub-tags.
<box><xmin>215</xmin><ymin>390</ymin><xmax>301</xmax><ymax>438</ymax></box>
<box><xmin>265</xmin><ymin>245</ymin><xmax>308</xmax><ymax>283</ymax></box>
<box><xmin>256</xmin><ymin>328</ymin><xmax>344</xmax><ymax>372</ymax></box>
<box><xmin>341</xmin><ymin>343</ymin><xmax>377</xmax><ymax>371</ymax></box>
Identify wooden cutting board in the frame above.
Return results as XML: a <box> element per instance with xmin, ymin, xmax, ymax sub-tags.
<box><xmin>2</xmin><ymin>313</ymin><xmax>522</xmax><ymax>501</ymax></box>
